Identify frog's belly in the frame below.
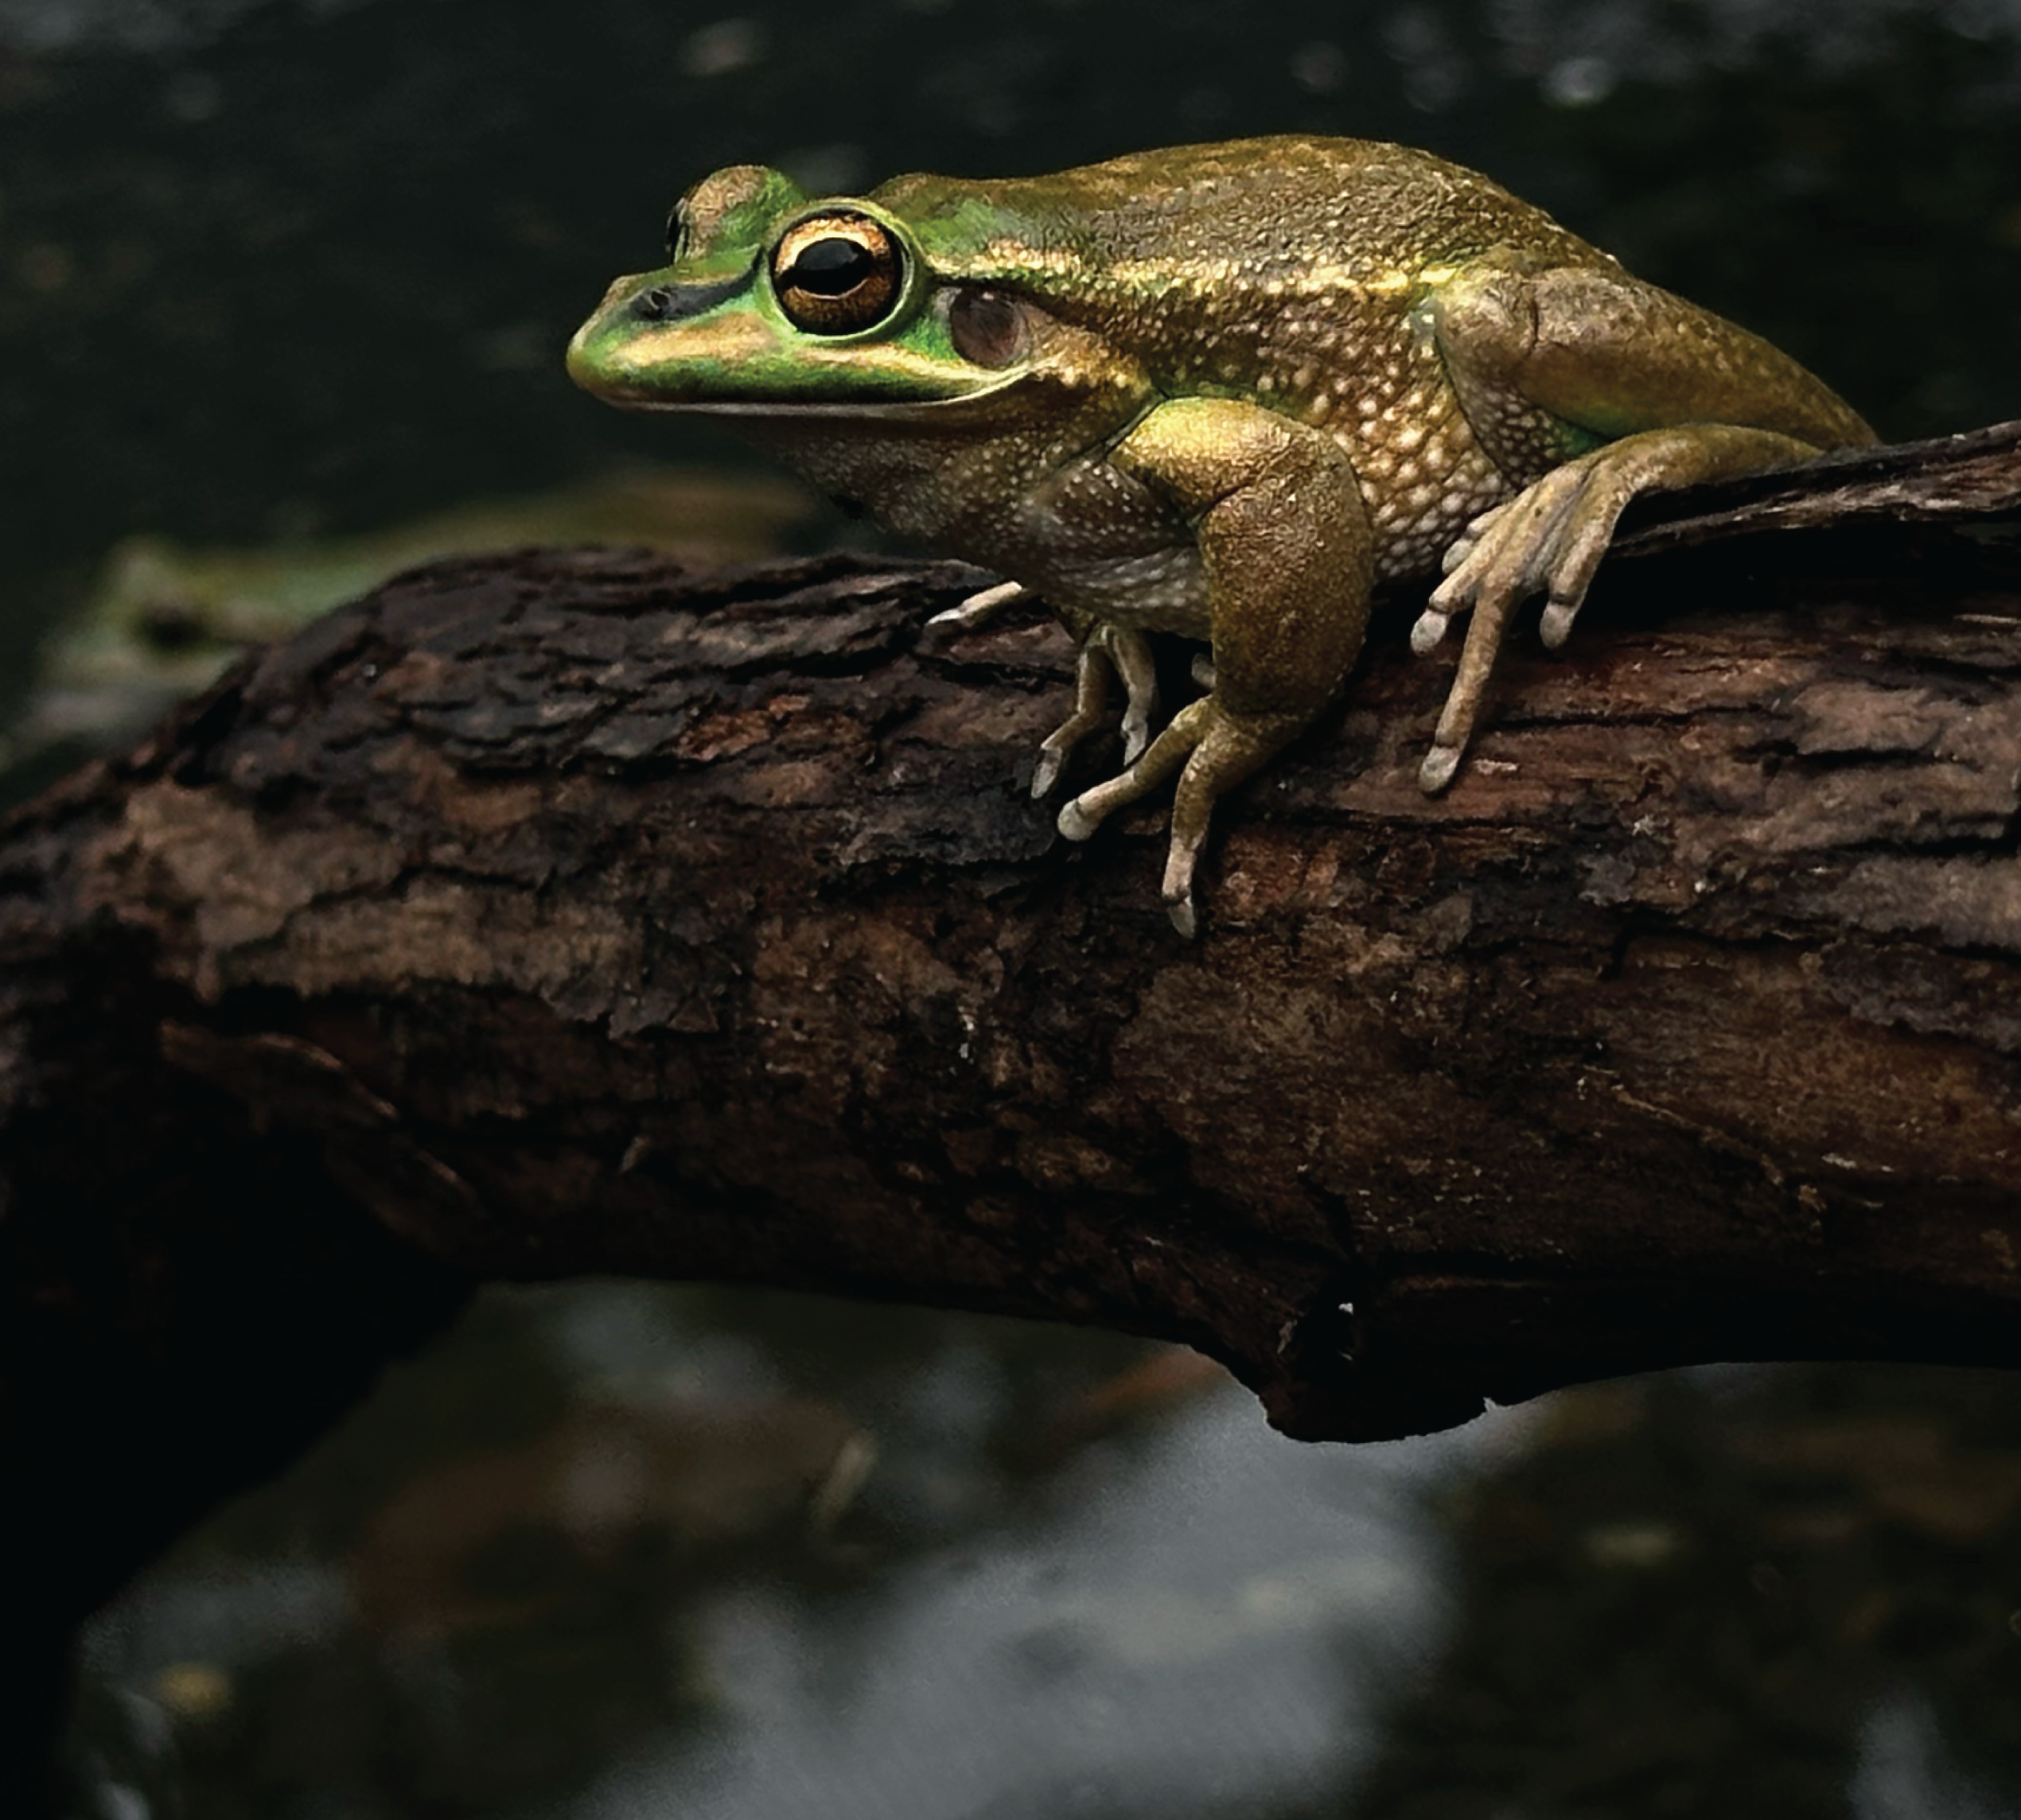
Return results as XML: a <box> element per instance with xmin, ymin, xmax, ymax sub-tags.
<box><xmin>1005</xmin><ymin>466</ymin><xmax>1509</xmax><ymax>636</ymax></box>
<box><xmin>1034</xmin><ymin>546</ymin><xmax>1213</xmax><ymax>641</ymax></box>
<box><xmin>1031</xmin><ymin>442</ymin><xmax>1511</xmax><ymax>621</ymax></box>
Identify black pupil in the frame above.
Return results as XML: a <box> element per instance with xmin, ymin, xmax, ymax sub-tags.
<box><xmin>789</xmin><ymin>236</ymin><xmax>874</xmax><ymax>294</ymax></box>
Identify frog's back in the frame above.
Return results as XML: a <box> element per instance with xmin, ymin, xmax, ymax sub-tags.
<box><xmin>876</xmin><ymin>136</ymin><xmax>1608</xmax><ymax>336</ymax></box>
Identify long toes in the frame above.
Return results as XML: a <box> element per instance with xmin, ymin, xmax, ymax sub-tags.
<box><xmin>1411</xmin><ymin>606</ymin><xmax>1453</xmax><ymax>654</ymax></box>
<box><xmin>1030</xmin><ymin>749</ymin><xmax>1065</xmax><ymax>798</ymax></box>
<box><xmin>1419</xmin><ymin>582</ymin><xmax>1524</xmax><ymax>795</ymax></box>
<box><xmin>1427</xmin><ymin>562</ymin><xmax>1480</xmax><ymax>613</ymax></box>
<box><xmin>1439</xmin><ymin>532</ymin><xmax>1482</xmax><ymax>576</ymax></box>
<box><xmin>1538</xmin><ymin>601</ymin><xmax>1579</xmax><ymax>650</ymax></box>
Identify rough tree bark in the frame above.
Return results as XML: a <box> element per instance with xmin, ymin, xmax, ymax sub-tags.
<box><xmin>6</xmin><ymin>422</ymin><xmax>2021</xmax><ymax>1666</ymax></box>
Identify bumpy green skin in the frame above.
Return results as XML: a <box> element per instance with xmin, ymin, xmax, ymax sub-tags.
<box><xmin>567</xmin><ymin>136</ymin><xmax>1873</xmax><ymax>934</ymax></box>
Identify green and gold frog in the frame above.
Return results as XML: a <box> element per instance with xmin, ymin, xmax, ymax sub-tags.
<box><xmin>567</xmin><ymin>137</ymin><xmax>1872</xmax><ymax>934</ymax></box>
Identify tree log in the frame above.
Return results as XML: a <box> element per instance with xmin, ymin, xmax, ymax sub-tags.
<box><xmin>6</xmin><ymin>422</ymin><xmax>2021</xmax><ymax>1657</ymax></box>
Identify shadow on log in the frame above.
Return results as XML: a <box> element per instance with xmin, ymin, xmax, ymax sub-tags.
<box><xmin>6</xmin><ymin>422</ymin><xmax>2021</xmax><ymax>1673</ymax></box>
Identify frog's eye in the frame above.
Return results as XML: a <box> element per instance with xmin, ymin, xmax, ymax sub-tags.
<box><xmin>772</xmin><ymin>212</ymin><xmax>905</xmax><ymax>335</ymax></box>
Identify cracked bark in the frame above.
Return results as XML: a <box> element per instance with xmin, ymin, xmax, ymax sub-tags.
<box><xmin>6</xmin><ymin>422</ymin><xmax>2021</xmax><ymax>1676</ymax></box>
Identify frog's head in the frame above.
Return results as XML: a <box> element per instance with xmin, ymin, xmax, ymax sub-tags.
<box><xmin>567</xmin><ymin>164</ymin><xmax>1104</xmax><ymax>423</ymax></box>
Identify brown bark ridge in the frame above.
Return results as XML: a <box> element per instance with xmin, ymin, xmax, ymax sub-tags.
<box><xmin>6</xmin><ymin>420</ymin><xmax>2021</xmax><ymax>1632</ymax></box>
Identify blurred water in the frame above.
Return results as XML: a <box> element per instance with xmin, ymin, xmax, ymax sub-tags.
<box><xmin>572</xmin><ymin>1389</ymin><xmax>1495</xmax><ymax>1820</ymax></box>
<box><xmin>65</xmin><ymin>1281</ymin><xmax>2021</xmax><ymax>1819</ymax></box>
<box><xmin>72</xmin><ymin>1285</ymin><xmax>1500</xmax><ymax>1818</ymax></box>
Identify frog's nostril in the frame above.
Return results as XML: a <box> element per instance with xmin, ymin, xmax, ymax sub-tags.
<box><xmin>629</xmin><ymin>272</ymin><xmax>752</xmax><ymax>324</ymax></box>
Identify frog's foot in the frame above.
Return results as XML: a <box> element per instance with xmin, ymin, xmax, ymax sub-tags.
<box><xmin>927</xmin><ymin>578</ymin><xmax>1033</xmax><ymax>632</ymax></box>
<box><xmin>1409</xmin><ymin>427</ymin><xmax>1826</xmax><ymax>793</ymax></box>
<box><xmin>1057</xmin><ymin>694</ymin><xmax>1299</xmax><ymax>938</ymax></box>
<box><xmin>1410</xmin><ymin>455</ymin><xmax>1631</xmax><ymax>790</ymax></box>
<box><xmin>1030</xmin><ymin>624</ymin><xmax>1158</xmax><ymax>798</ymax></box>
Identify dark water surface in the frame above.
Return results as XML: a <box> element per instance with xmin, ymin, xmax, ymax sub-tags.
<box><xmin>11</xmin><ymin>0</ymin><xmax>2021</xmax><ymax>1813</ymax></box>
<box><xmin>67</xmin><ymin>1285</ymin><xmax>2021</xmax><ymax>1820</ymax></box>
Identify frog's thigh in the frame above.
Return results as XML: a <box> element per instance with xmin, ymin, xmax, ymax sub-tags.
<box><xmin>1060</xmin><ymin>396</ymin><xmax>1373</xmax><ymax>934</ymax></box>
<box><xmin>1427</xmin><ymin>258</ymin><xmax>1833</xmax><ymax>619</ymax></box>
<box><xmin>1431</xmin><ymin>255</ymin><xmax>1870</xmax><ymax>448</ymax></box>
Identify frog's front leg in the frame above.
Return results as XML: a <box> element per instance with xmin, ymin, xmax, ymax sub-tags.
<box><xmin>1054</xmin><ymin>397</ymin><xmax>1373</xmax><ymax>936</ymax></box>
<box><xmin>1412</xmin><ymin>253</ymin><xmax>1875</xmax><ymax>792</ymax></box>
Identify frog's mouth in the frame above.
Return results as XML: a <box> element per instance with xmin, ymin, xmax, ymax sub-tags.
<box><xmin>647</xmin><ymin>377</ymin><xmax>1034</xmax><ymax>421</ymax></box>
<box><xmin>568</xmin><ymin>273</ymin><xmax>1038</xmax><ymax>419</ymax></box>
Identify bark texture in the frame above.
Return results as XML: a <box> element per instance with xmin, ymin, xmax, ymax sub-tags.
<box><xmin>6</xmin><ymin>422</ymin><xmax>2021</xmax><ymax>1647</ymax></box>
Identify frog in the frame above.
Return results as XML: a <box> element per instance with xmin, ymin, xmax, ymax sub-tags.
<box><xmin>567</xmin><ymin>136</ymin><xmax>1874</xmax><ymax>935</ymax></box>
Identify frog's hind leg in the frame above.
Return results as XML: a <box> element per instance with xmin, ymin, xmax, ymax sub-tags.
<box><xmin>1415</xmin><ymin>252</ymin><xmax>1873</xmax><ymax>793</ymax></box>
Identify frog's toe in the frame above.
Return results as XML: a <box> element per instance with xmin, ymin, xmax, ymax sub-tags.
<box><xmin>1538</xmin><ymin>600</ymin><xmax>1580</xmax><ymax>650</ymax></box>
<box><xmin>1032</xmin><ymin>623</ymin><xmax>1150</xmax><ymax>797</ymax></box>
<box><xmin>1453</xmin><ymin>451</ymin><xmax>1647</xmax><ymax>648</ymax></box>
<box><xmin>929</xmin><ymin>578</ymin><xmax>1030</xmax><ymax>631</ymax></box>
<box><xmin>1436</xmin><ymin>500</ymin><xmax>1508</xmax><ymax>577</ymax></box>
<box><xmin>1057</xmin><ymin>796</ymin><xmax>1098</xmax><ymax>841</ymax></box>
<box><xmin>1412</xmin><ymin>457</ymin><xmax>1633</xmax><ymax>791</ymax></box>
<box><xmin>1418</xmin><ymin>741</ymin><xmax>1465</xmax><ymax>794</ymax></box>
<box><xmin>1032</xmin><ymin>718</ymin><xmax>1091</xmax><ymax>797</ymax></box>
<box><xmin>1415</xmin><ymin>582</ymin><xmax>1525</xmax><ymax>795</ymax></box>
<box><xmin>1105</xmin><ymin>627</ymin><xmax>1160</xmax><ymax>764</ymax></box>
<box><xmin>1159</xmin><ymin>784</ymin><xmax>1213</xmax><ymax>940</ymax></box>
<box><xmin>1531</xmin><ymin>499</ymin><xmax>1625</xmax><ymax>649</ymax></box>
